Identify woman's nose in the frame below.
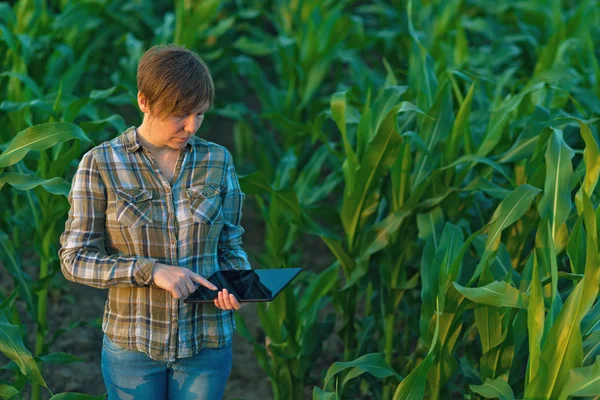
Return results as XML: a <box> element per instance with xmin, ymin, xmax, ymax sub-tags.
<box><xmin>184</xmin><ymin>115</ymin><xmax>199</xmax><ymax>133</ymax></box>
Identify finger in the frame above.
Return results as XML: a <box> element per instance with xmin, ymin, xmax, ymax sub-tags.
<box><xmin>222</xmin><ymin>289</ymin><xmax>233</xmax><ymax>310</ymax></box>
<box><xmin>172</xmin><ymin>287</ymin><xmax>182</xmax><ymax>299</ymax></box>
<box><xmin>184</xmin><ymin>279</ymin><xmax>196</xmax><ymax>297</ymax></box>
<box><xmin>214</xmin><ymin>297</ymin><xmax>221</xmax><ymax>309</ymax></box>
<box><xmin>191</xmin><ymin>273</ymin><xmax>217</xmax><ymax>290</ymax></box>
<box><xmin>218</xmin><ymin>290</ymin><xmax>226</xmax><ymax>309</ymax></box>
<box><xmin>229</xmin><ymin>293</ymin><xmax>241</xmax><ymax>310</ymax></box>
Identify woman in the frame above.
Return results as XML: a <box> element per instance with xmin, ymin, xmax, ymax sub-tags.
<box><xmin>59</xmin><ymin>44</ymin><xmax>250</xmax><ymax>400</ymax></box>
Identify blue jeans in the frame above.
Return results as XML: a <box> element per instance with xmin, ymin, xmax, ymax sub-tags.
<box><xmin>101</xmin><ymin>334</ymin><xmax>232</xmax><ymax>400</ymax></box>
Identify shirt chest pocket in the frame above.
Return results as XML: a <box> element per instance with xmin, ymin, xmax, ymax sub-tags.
<box><xmin>187</xmin><ymin>185</ymin><xmax>222</xmax><ymax>225</ymax></box>
<box><xmin>115</xmin><ymin>189</ymin><xmax>153</xmax><ymax>227</ymax></box>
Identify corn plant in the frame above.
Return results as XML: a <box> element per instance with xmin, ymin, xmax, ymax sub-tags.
<box><xmin>234</xmin><ymin>144</ymin><xmax>341</xmax><ymax>400</ymax></box>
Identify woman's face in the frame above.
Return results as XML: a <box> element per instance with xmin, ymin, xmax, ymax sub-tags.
<box><xmin>138</xmin><ymin>92</ymin><xmax>210</xmax><ymax>151</ymax></box>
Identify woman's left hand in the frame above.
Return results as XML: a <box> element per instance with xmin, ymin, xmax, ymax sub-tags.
<box><xmin>214</xmin><ymin>288</ymin><xmax>247</xmax><ymax>310</ymax></box>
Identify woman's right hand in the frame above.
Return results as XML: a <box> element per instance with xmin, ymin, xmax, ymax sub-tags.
<box><xmin>151</xmin><ymin>263</ymin><xmax>217</xmax><ymax>299</ymax></box>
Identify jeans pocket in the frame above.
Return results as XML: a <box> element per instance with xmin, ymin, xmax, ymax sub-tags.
<box><xmin>102</xmin><ymin>334</ymin><xmax>129</xmax><ymax>355</ymax></box>
<box><xmin>115</xmin><ymin>188</ymin><xmax>153</xmax><ymax>227</ymax></box>
<box><xmin>187</xmin><ymin>185</ymin><xmax>222</xmax><ymax>225</ymax></box>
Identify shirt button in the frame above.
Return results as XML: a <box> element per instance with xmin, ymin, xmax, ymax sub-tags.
<box><xmin>165</xmin><ymin>189</ymin><xmax>171</xmax><ymax>195</ymax></box>
<box><xmin>171</xmin><ymin>238</ymin><xmax>177</xmax><ymax>245</ymax></box>
<box><xmin>176</xmin><ymin>165</ymin><xmax>181</xmax><ymax>170</ymax></box>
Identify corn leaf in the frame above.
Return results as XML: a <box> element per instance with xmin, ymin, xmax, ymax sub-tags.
<box><xmin>340</xmin><ymin>104</ymin><xmax>403</xmax><ymax>251</ymax></box>
<box><xmin>331</xmin><ymin>91</ymin><xmax>358</xmax><ymax>194</ymax></box>
<box><xmin>477</xmin><ymin>82</ymin><xmax>545</xmax><ymax>158</ymax></box>
<box><xmin>393</xmin><ymin>297</ymin><xmax>440</xmax><ymax>400</ymax></box>
<box><xmin>0</xmin><ymin>309</ymin><xmax>46</xmax><ymax>388</ymax></box>
<box><xmin>48</xmin><ymin>393</ymin><xmax>107</xmax><ymax>400</ymax></box>
<box><xmin>469</xmin><ymin>184</ymin><xmax>541</xmax><ymax>285</ymax></box>
<box><xmin>322</xmin><ymin>353</ymin><xmax>400</xmax><ymax>391</ymax></box>
<box><xmin>0</xmin><ymin>172</ymin><xmax>70</xmax><ymax>196</ymax></box>
<box><xmin>527</xmin><ymin>252</ymin><xmax>545</xmax><ymax>386</ymax></box>
<box><xmin>557</xmin><ymin>356</ymin><xmax>600</xmax><ymax>399</ymax></box>
<box><xmin>0</xmin><ymin>384</ymin><xmax>19</xmax><ymax>399</ymax></box>
<box><xmin>525</xmin><ymin>193</ymin><xmax>600</xmax><ymax>397</ymax></box>
<box><xmin>312</xmin><ymin>387</ymin><xmax>339</xmax><ymax>400</ymax></box>
<box><xmin>454</xmin><ymin>281</ymin><xmax>529</xmax><ymax>309</ymax></box>
<box><xmin>0</xmin><ymin>122</ymin><xmax>92</xmax><ymax>168</ymax></box>
<box><xmin>538</xmin><ymin>128</ymin><xmax>574</xmax><ymax>245</ymax></box>
<box><xmin>470</xmin><ymin>377</ymin><xmax>515</xmax><ymax>400</ymax></box>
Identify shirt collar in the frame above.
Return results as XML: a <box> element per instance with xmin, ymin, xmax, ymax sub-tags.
<box><xmin>123</xmin><ymin>126</ymin><xmax>193</xmax><ymax>154</ymax></box>
<box><xmin>124</xmin><ymin>126</ymin><xmax>142</xmax><ymax>153</ymax></box>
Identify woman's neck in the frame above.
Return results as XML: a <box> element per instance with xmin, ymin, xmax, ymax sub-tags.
<box><xmin>135</xmin><ymin>125</ymin><xmax>178</xmax><ymax>158</ymax></box>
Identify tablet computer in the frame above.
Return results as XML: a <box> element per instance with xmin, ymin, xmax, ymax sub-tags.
<box><xmin>184</xmin><ymin>268</ymin><xmax>302</xmax><ymax>303</ymax></box>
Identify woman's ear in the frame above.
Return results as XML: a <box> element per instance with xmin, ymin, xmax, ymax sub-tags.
<box><xmin>138</xmin><ymin>91</ymin><xmax>151</xmax><ymax>114</ymax></box>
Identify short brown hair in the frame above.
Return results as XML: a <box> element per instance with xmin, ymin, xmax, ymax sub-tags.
<box><xmin>137</xmin><ymin>44</ymin><xmax>214</xmax><ymax>118</ymax></box>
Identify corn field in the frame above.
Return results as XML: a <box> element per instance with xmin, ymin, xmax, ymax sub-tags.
<box><xmin>1</xmin><ymin>0</ymin><xmax>600</xmax><ymax>399</ymax></box>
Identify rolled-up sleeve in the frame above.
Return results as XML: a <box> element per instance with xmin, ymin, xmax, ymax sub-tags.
<box><xmin>217</xmin><ymin>150</ymin><xmax>251</xmax><ymax>271</ymax></box>
<box><xmin>59</xmin><ymin>150</ymin><xmax>156</xmax><ymax>288</ymax></box>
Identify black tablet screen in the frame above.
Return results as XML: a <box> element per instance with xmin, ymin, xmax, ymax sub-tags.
<box><xmin>184</xmin><ymin>268</ymin><xmax>302</xmax><ymax>303</ymax></box>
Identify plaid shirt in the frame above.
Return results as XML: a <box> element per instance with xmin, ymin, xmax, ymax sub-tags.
<box><xmin>59</xmin><ymin>126</ymin><xmax>251</xmax><ymax>362</ymax></box>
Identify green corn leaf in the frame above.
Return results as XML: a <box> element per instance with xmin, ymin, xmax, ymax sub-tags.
<box><xmin>38</xmin><ymin>352</ymin><xmax>83</xmax><ymax>365</ymax></box>
<box><xmin>0</xmin><ymin>71</ymin><xmax>43</xmax><ymax>98</ymax></box>
<box><xmin>298</xmin><ymin>263</ymin><xmax>339</xmax><ymax>314</ymax></box>
<box><xmin>406</xmin><ymin>0</ymin><xmax>438</xmax><ymax>112</ymax></box>
<box><xmin>527</xmin><ymin>253</ymin><xmax>545</xmax><ymax>386</ymax></box>
<box><xmin>582</xmin><ymin>298</ymin><xmax>600</xmax><ymax>336</ymax></box>
<box><xmin>0</xmin><ymin>122</ymin><xmax>92</xmax><ymax>168</ymax></box>
<box><xmin>583</xmin><ymin>332</ymin><xmax>600</xmax><ymax>366</ymax></box>
<box><xmin>331</xmin><ymin>91</ymin><xmax>358</xmax><ymax>194</ymax></box>
<box><xmin>412</xmin><ymin>81</ymin><xmax>453</xmax><ymax>189</ymax></box>
<box><xmin>49</xmin><ymin>393</ymin><xmax>107</xmax><ymax>400</ymax></box>
<box><xmin>0</xmin><ymin>99</ymin><xmax>56</xmax><ymax>115</ymax></box>
<box><xmin>322</xmin><ymin>353</ymin><xmax>400</xmax><ymax>391</ymax></box>
<box><xmin>445</xmin><ymin>82</ymin><xmax>475</xmax><ymax>165</ymax></box>
<box><xmin>312</xmin><ymin>387</ymin><xmax>339</xmax><ymax>400</ymax></box>
<box><xmin>417</xmin><ymin>207</ymin><xmax>445</xmax><ymax>245</ymax></box>
<box><xmin>89</xmin><ymin>84</ymin><xmax>132</xmax><ymax>101</ymax></box>
<box><xmin>0</xmin><ymin>383</ymin><xmax>19</xmax><ymax>398</ymax></box>
<box><xmin>454</xmin><ymin>281</ymin><xmax>529</xmax><ymax>309</ymax></box>
<box><xmin>470</xmin><ymin>377</ymin><xmax>515</xmax><ymax>399</ymax></box>
<box><xmin>464</xmin><ymin>178</ymin><xmax>512</xmax><ymax>200</ymax></box>
<box><xmin>557</xmin><ymin>356</ymin><xmax>600</xmax><ymax>399</ymax></box>
<box><xmin>0</xmin><ymin>309</ymin><xmax>47</xmax><ymax>388</ymax></box>
<box><xmin>370</xmin><ymin>86</ymin><xmax>408</xmax><ymax>143</ymax></box>
<box><xmin>441</xmin><ymin>154</ymin><xmax>514</xmax><ymax>185</ymax></box>
<box><xmin>525</xmin><ymin>194</ymin><xmax>599</xmax><ymax>398</ymax></box>
<box><xmin>80</xmin><ymin>115</ymin><xmax>126</xmax><ymax>134</ymax></box>
<box><xmin>496</xmin><ymin>105</ymin><xmax>551</xmax><ymax>164</ymax></box>
<box><xmin>477</xmin><ymin>82</ymin><xmax>545</xmax><ymax>158</ymax></box>
<box><xmin>0</xmin><ymin>286</ymin><xmax>18</xmax><ymax>316</ymax></box>
<box><xmin>300</xmin><ymin>56</ymin><xmax>335</xmax><ymax>109</ymax></box>
<box><xmin>473</xmin><ymin>269</ymin><xmax>509</xmax><ymax>356</ymax></box>
<box><xmin>341</xmin><ymin>104</ymin><xmax>403</xmax><ymax>251</ymax></box>
<box><xmin>469</xmin><ymin>184</ymin><xmax>541</xmax><ymax>285</ymax></box>
<box><xmin>0</xmin><ymin>230</ymin><xmax>34</xmax><ymax>315</ymax></box>
<box><xmin>552</xmin><ymin>118</ymin><xmax>600</xmax><ymax>213</ymax></box>
<box><xmin>233</xmin><ymin>36</ymin><xmax>276</xmax><ymax>56</ymax></box>
<box><xmin>0</xmin><ymin>172</ymin><xmax>70</xmax><ymax>196</ymax></box>
<box><xmin>430</xmin><ymin>224</ymin><xmax>464</xmax><ymax>306</ymax></box>
<box><xmin>538</xmin><ymin>128</ymin><xmax>574</xmax><ymax>245</ymax></box>
<box><xmin>567</xmin><ymin>214</ymin><xmax>586</xmax><ymax>274</ymax></box>
<box><xmin>239</xmin><ymin>172</ymin><xmax>301</xmax><ymax>220</ymax></box>
<box><xmin>394</xmin><ymin>297</ymin><xmax>440</xmax><ymax>400</ymax></box>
